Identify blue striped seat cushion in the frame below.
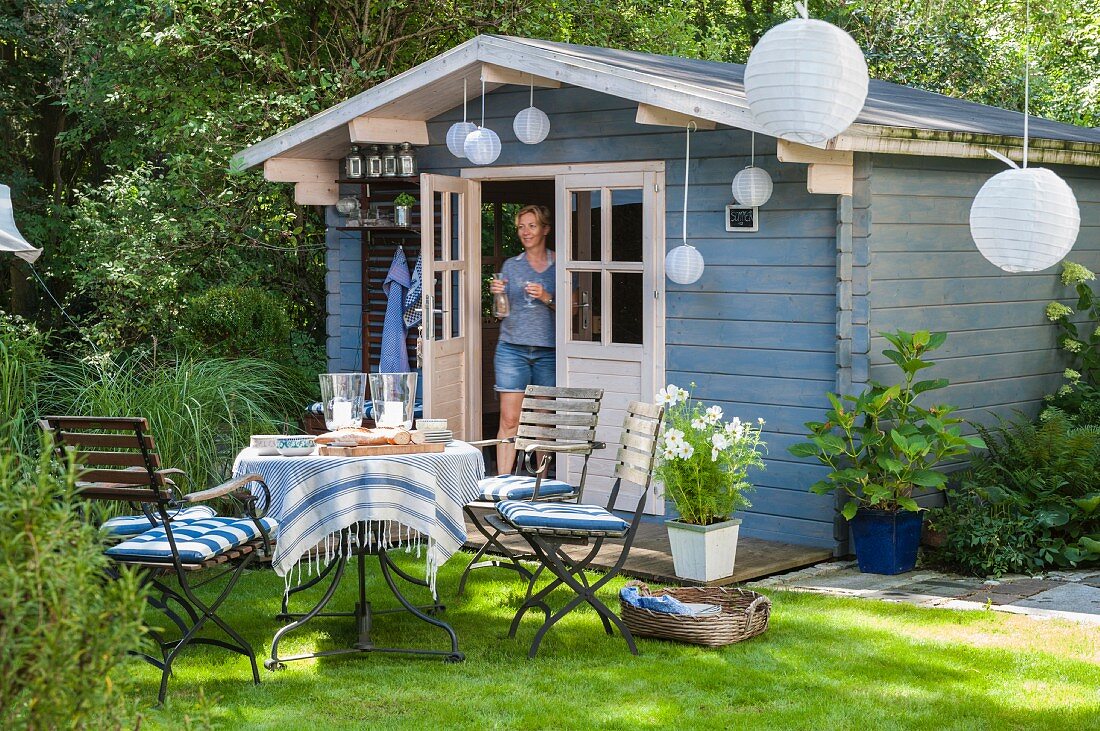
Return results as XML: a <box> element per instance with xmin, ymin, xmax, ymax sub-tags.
<box><xmin>477</xmin><ymin>474</ymin><xmax>575</xmax><ymax>502</ymax></box>
<box><xmin>497</xmin><ymin>501</ymin><xmax>630</xmax><ymax>533</ymax></box>
<box><xmin>105</xmin><ymin>516</ymin><xmax>278</xmax><ymax>563</ymax></box>
<box><xmin>101</xmin><ymin>506</ymin><xmax>217</xmax><ymax>537</ymax></box>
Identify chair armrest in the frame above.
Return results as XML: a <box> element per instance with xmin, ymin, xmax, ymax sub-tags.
<box><xmin>522</xmin><ymin>441</ymin><xmax>601</xmax><ymax>455</ymax></box>
<box><xmin>469</xmin><ymin>437</ymin><xmax>514</xmax><ymax>448</ymax></box>
<box><xmin>181</xmin><ymin>473</ymin><xmax>259</xmax><ymax>503</ymax></box>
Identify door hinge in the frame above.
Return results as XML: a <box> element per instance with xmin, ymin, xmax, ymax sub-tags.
<box><xmin>654</xmin><ymin>183</ymin><xmax>660</xmax><ymax>193</ymax></box>
<box><xmin>653</xmin><ymin>290</ymin><xmax>660</xmax><ymax>300</ymax></box>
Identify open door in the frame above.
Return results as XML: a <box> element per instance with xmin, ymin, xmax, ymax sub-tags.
<box><xmin>556</xmin><ymin>170</ymin><xmax>664</xmax><ymax>513</ymax></box>
<box><xmin>420</xmin><ymin>174</ymin><xmax>481</xmax><ymax>440</ymax></box>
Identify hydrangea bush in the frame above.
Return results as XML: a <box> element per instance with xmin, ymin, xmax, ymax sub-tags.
<box><xmin>1043</xmin><ymin>262</ymin><xmax>1100</xmax><ymax>426</ymax></box>
<box><xmin>654</xmin><ymin>384</ymin><xmax>766</xmax><ymax>525</ymax></box>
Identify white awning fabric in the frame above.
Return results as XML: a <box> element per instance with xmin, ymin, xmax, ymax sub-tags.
<box><xmin>1</xmin><ymin>184</ymin><xmax>42</xmax><ymax>263</ymax></box>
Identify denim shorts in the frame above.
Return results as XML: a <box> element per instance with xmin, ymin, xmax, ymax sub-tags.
<box><xmin>494</xmin><ymin>341</ymin><xmax>556</xmax><ymax>393</ymax></box>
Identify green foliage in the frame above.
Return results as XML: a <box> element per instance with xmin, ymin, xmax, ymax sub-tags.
<box><xmin>928</xmin><ymin>414</ymin><xmax>1100</xmax><ymax>575</ymax></box>
<box><xmin>1043</xmin><ymin>382</ymin><xmax>1100</xmax><ymax>428</ymax></box>
<box><xmin>44</xmin><ymin>353</ymin><xmax>305</xmax><ymax>488</ymax></box>
<box><xmin>0</xmin><ymin>443</ymin><xmax>145</xmax><ymax>729</ymax></box>
<box><xmin>0</xmin><ymin>313</ymin><xmax>48</xmax><ymax>454</ymax></box>
<box><xmin>790</xmin><ymin>330</ymin><xmax>983</xmax><ymax>518</ymax></box>
<box><xmin>393</xmin><ymin>193</ymin><xmax>416</xmax><ymax>207</ymax></box>
<box><xmin>1044</xmin><ymin>261</ymin><xmax>1100</xmax><ymax>385</ymax></box>
<box><xmin>654</xmin><ymin>384</ymin><xmax>766</xmax><ymax>525</ymax></box>
<box><xmin>180</xmin><ymin>285</ymin><xmax>292</xmax><ymax>359</ymax></box>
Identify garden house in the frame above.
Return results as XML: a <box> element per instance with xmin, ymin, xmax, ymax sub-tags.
<box><xmin>233</xmin><ymin>35</ymin><xmax>1100</xmax><ymax>552</ymax></box>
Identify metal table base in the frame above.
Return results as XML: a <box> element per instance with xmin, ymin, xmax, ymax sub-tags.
<box><xmin>265</xmin><ymin>524</ymin><xmax>465</xmax><ymax>669</ymax></box>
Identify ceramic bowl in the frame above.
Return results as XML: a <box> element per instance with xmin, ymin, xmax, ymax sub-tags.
<box><xmin>416</xmin><ymin>419</ymin><xmax>448</xmax><ymax>432</ymax></box>
<box><xmin>250</xmin><ymin>435</ymin><xmax>283</xmax><ymax>456</ymax></box>
<box><xmin>275</xmin><ymin>436</ymin><xmax>316</xmax><ymax>457</ymax></box>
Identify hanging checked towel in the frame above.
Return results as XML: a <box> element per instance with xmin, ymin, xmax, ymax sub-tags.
<box><xmin>403</xmin><ymin>254</ymin><xmax>423</xmax><ymax>329</ymax></box>
<box><xmin>380</xmin><ymin>247</ymin><xmax>411</xmax><ymax>373</ymax></box>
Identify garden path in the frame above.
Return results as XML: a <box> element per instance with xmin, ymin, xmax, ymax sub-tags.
<box><xmin>749</xmin><ymin>561</ymin><xmax>1100</xmax><ymax>625</ymax></box>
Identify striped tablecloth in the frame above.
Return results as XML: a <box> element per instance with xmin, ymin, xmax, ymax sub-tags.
<box><xmin>233</xmin><ymin>442</ymin><xmax>484</xmax><ymax>593</ymax></box>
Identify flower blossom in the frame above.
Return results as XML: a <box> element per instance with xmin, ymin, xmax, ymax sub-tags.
<box><xmin>1061</xmin><ymin>261</ymin><xmax>1095</xmax><ymax>286</ymax></box>
<box><xmin>1064</xmin><ymin>368</ymin><xmax>1082</xmax><ymax>383</ymax></box>
<box><xmin>691</xmin><ymin>417</ymin><xmax>708</xmax><ymax>431</ymax></box>
<box><xmin>1059</xmin><ymin>384</ymin><xmax>1074</xmax><ymax>396</ymax></box>
<box><xmin>675</xmin><ymin>442</ymin><xmax>694</xmax><ymax>459</ymax></box>
<box><xmin>662</xmin><ymin>428</ymin><xmax>685</xmax><ymax>450</ymax></box>
<box><xmin>1046</xmin><ymin>302</ymin><xmax>1074</xmax><ymax>321</ymax></box>
<box><xmin>711</xmin><ymin>447</ymin><xmax>720</xmax><ymax>461</ymax></box>
<box><xmin>724</xmin><ymin>417</ymin><xmax>744</xmax><ymax>439</ymax></box>
<box><xmin>656</xmin><ymin>385</ymin><xmax>686</xmax><ymax>407</ymax></box>
<box><xmin>1062</xmin><ymin>338</ymin><xmax>1084</xmax><ymax>354</ymax></box>
<box><xmin>705</xmin><ymin>405</ymin><xmax>723</xmax><ymax>424</ymax></box>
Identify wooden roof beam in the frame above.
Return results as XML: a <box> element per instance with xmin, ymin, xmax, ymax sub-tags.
<box><xmin>347</xmin><ymin>117</ymin><xmax>429</xmax><ymax>145</ymax></box>
<box><xmin>480</xmin><ymin>63</ymin><xmax>561</xmax><ymax>88</ymax></box>
<box><xmin>634</xmin><ymin>104</ymin><xmax>716</xmax><ymax>130</ymax></box>
<box><xmin>777</xmin><ymin>140</ymin><xmax>854</xmax><ymax>196</ymax></box>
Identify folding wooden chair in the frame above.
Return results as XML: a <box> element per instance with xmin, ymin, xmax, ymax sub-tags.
<box><xmin>40</xmin><ymin>416</ymin><xmax>277</xmax><ymax>704</ymax></box>
<box><xmin>491</xmin><ymin>401</ymin><xmax>664</xmax><ymax>657</ymax></box>
<box><xmin>457</xmin><ymin>385</ymin><xmax>604</xmax><ymax>595</ymax></box>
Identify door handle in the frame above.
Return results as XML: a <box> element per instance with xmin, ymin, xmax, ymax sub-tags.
<box><xmin>580</xmin><ymin>292</ymin><xmax>590</xmax><ymax>331</ymax></box>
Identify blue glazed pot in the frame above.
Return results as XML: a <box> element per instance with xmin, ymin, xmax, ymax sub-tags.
<box><xmin>850</xmin><ymin>509</ymin><xmax>923</xmax><ymax>575</ymax></box>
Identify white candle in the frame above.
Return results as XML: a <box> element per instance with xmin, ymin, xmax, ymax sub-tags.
<box><xmin>331</xmin><ymin>400</ymin><xmax>354</xmax><ymax>427</ymax></box>
<box><xmin>378</xmin><ymin>400</ymin><xmax>405</xmax><ymax>427</ymax></box>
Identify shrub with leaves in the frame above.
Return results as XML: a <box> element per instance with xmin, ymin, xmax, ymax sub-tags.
<box><xmin>0</xmin><ymin>312</ymin><xmax>49</xmax><ymax>455</ymax></box>
<box><xmin>0</xmin><ymin>444</ymin><xmax>145</xmax><ymax>729</ymax></box>
<box><xmin>180</xmin><ymin>285</ymin><xmax>292</xmax><ymax>360</ymax></box>
<box><xmin>789</xmin><ymin>330</ymin><xmax>984</xmax><ymax>519</ymax></box>
<box><xmin>928</xmin><ymin>414</ymin><xmax>1100</xmax><ymax>575</ymax></box>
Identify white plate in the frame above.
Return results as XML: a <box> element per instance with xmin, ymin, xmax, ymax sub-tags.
<box><xmin>277</xmin><ymin>447</ymin><xmax>316</xmax><ymax>457</ymax></box>
<box><xmin>681</xmin><ymin>602</ymin><xmax>722</xmax><ymax>616</ymax></box>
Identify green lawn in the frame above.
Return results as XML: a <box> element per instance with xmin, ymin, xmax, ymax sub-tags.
<box><xmin>120</xmin><ymin>552</ymin><xmax>1100</xmax><ymax>730</ymax></box>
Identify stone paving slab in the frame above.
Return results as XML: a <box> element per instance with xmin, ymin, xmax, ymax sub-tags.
<box><xmin>748</xmin><ymin>560</ymin><xmax>1100</xmax><ymax>625</ymax></box>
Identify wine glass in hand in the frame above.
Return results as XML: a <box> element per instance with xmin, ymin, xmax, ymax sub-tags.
<box><xmin>524</xmin><ymin>280</ymin><xmax>537</xmax><ymax>308</ymax></box>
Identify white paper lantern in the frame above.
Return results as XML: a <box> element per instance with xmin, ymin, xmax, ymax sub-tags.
<box><xmin>464</xmin><ymin>127</ymin><xmax>501</xmax><ymax>165</ymax></box>
<box><xmin>970</xmin><ymin>167</ymin><xmax>1080</xmax><ymax>273</ymax></box>
<box><xmin>514</xmin><ymin>106</ymin><xmax>550</xmax><ymax>145</ymax></box>
<box><xmin>744</xmin><ymin>16</ymin><xmax>869</xmax><ymax>145</ymax></box>
<box><xmin>732</xmin><ymin>166</ymin><xmax>773</xmax><ymax>207</ymax></box>
<box><xmin>446</xmin><ymin>121</ymin><xmax>477</xmax><ymax>158</ymax></box>
<box><xmin>666</xmin><ymin>244</ymin><xmax>704</xmax><ymax>285</ymax></box>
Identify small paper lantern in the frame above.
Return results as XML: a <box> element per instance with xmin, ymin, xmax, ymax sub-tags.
<box><xmin>732</xmin><ymin>166</ymin><xmax>773</xmax><ymax>207</ymax></box>
<box><xmin>446</xmin><ymin>121</ymin><xmax>477</xmax><ymax>158</ymax></box>
<box><xmin>514</xmin><ymin>106</ymin><xmax>550</xmax><ymax>145</ymax></box>
<box><xmin>666</xmin><ymin>244</ymin><xmax>704</xmax><ymax>285</ymax></box>
<box><xmin>744</xmin><ymin>16</ymin><xmax>869</xmax><ymax>145</ymax></box>
<box><xmin>464</xmin><ymin>127</ymin><xmax>501</xmax><ymax>165</ymax></box>
<box><xmin>970</xmin><ymin>167</ymin><xmax>1080</xmax><ymax>273</ymax></box>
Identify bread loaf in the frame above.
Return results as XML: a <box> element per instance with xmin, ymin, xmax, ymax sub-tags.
<box><xmin>315</xmin><ymin>427</ymin><xmax>413</xmax><ymax>446</ymax></box>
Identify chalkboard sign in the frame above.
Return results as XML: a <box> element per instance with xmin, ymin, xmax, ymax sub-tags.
<box><xmin>725</xmin><ymin>205</ymin><xmax>759</xmax><ymax>232</ymax></box>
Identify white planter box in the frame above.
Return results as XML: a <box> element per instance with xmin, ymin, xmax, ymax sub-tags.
<box><xmin>665</xmin><ymin>518</ymin><xmax>742</xmax><ymax>582</ymax></box>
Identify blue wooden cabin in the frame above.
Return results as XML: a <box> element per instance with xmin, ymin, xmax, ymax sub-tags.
<box><xmin>234</xmin><ymin>36</ymin><xmax>1100</xmax><ymax>552</ymax></box>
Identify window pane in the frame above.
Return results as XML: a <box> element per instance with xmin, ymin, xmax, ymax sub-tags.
<box><xmin>570</xmin><ymin>271</ymin><xmax>601</xmax><ymax>342</ymax></box>
<box><xmin>450</xmin><ymin>269</ymin><xmax>461</xmax><ymax>338</ymax></box>
<box><xmin>570</xmin><ymin>190</ymin><xmax>601</xmax><ymax>262</ymax></box>
<box><xmin>611</xmin><ymin>272</ymin><xmax>643</xmax><ymax>344</ymax></box>
<box><xmin>610</xmin><ymin>189</ymin><xmax>643</xmax><ymax>262</ymax></box>
<box><xmin>432</xmin><ymin>271</ymin><xmax>444</xmax><ymax>341</ymax></box>
<box><xmin>433</xmin><ymin>192</ymin><xmax>443</xmax><ymax>260</ymax></box>
<box><xmin>450</xmin><ymin>192</ymin><xmax>461</xmax><ymax>261</ymax></box>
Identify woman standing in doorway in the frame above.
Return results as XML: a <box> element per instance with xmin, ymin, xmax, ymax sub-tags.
<box><xmin>488</xmin><ymin>205</ymin><xmax>556</xmax><ymax>475</ymax></box>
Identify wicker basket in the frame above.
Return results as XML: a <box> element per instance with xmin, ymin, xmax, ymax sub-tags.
<box><xmin>619</xmin><ymin>581</ymin><xmax>771</xmax><ymax>647</ymax></box>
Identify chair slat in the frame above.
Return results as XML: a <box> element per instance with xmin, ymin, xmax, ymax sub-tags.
<box><xmin>626</xmin><ymin>401</ymin><xmax>663</xmax><ymax>419</ymax></box>
<box><xmin>77</xmin><ymin>468</ymin><xmax>157</xmax><ymax>485</ymax></box>
<box><xmin>519</xmin><ymin>412</ymin><xmax>598</xmax><ymax>427</ymax></box>
<box><xmin>75</xmin><ymin>484</ymin><xmax>163</xmax><ymax>501</ymax></box>
<box><xmin>524</xmin><ymin>385</ymin><xmax>603</xmax><ymax>399</ymax></box>
<box><xmin>520</xmin><ymin>397</ymin><xmax>601</xmax><ymax>413</ymax></box>
<box><xmin>516</xmin><ymin>425</ymin><xmax>597</xmax><ymax>441</ymax></box>
<box><xmin>618</xmin><ymin>444</ymin><xmax>655</xmax><ymax>471</ymax></box>
<box><xmin>59</xmin><ymin>431</ymin><xmax>154</xmax><ymax>449</ymax></box>
<box><xmin>43</xmin><ymin>416</ymin><xmax>150</xmax><ymax>431</ymax></box>
<box><xmin>619</xmin><ymin>430</ymin><xmax>657</xmax><ymax>453</ymax></box>
<box><xmin>74</xmin><ymin>451</ymin><xmax>160</xmax><ymax>468</ymax></box>
<box><xmin>622</xmin><ymin>415</ymin><xmax>660</xmax><ymax>437</ymax></box>
<box><xmin>614</xmin><ymin>462</ymin><xmax>654</xmax><ymax>487</ymax></box>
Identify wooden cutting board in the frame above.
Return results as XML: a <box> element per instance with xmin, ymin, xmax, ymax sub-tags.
<box><xmin>317</xmin><ymin>442</ymin><xmax>445</xmax><ymax>457</ymax></box>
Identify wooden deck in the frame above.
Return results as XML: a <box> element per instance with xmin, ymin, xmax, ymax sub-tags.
<box><xmin>464</xmin><ymin>509</ymin><xmax>833</xmax><ymax>586</ymax></box>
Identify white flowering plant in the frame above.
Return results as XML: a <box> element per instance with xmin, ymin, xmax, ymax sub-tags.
<box><xmin>1046</xmin><ymin>261</ymin><xmax>1100</xmax><ymax>385</ymax></box>
<box><xmin>653</xmin><ymin>383</ymin><xmax>766</xmax><ymax>525</ymax></box>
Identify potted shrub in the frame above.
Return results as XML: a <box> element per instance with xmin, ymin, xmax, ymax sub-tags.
<box><xmin>789</xmin><ymin>330</ymin><xmax>984</xmax><ymax>574</ymax></box>
<box><xmin>393</xmin><ymin>192</ymin><xmax>416</xmax><ymax>227</ymax></box>
<box><xmin>655</xmin><ymin>383</ymin><xmax>767</xmax><ymax>582</ymax></box>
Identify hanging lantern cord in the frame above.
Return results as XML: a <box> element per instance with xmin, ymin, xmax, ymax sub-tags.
<box><xmin>750</xmin><ymin>131</ymin><xmax>756</xmax><ymax>168</ymax></box>
<box><xmin>1023</xmin><ymin>0</ymin><xmax>1030</xmax><ymax>168</ymax></box>
<box><xmin>462</xmin><ymin>78</ymin><xmax>468</xmax><ymax>124</ymax></box>
<box><xmin>530</xmin><ymin>77</ymin><xmax>534</xmax><ymax>107</ymax></box>
<box><xmin>480</xmin><ymin>79</ymin><xmax>486</xmax><ymax>128</ymax></box>
<box><xmin>682</xmin><ymin>121</ymin><xmax>696</xmax><ymax>245</ymax></box>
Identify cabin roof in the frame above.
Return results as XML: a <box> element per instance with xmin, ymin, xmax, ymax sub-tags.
<box><xmin>233</xmin><ymin>35</ymin><xmax>1100</xmax><ymax>171</ymax></box>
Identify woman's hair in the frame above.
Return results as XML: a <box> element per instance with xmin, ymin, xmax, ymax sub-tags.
<box><xmin>514</xmin><ymin>204</ymin><xmax>552</xmax><ymax>230</ymax></box>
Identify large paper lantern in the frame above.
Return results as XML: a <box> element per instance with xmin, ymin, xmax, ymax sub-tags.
<box><xmin>514</xmin><ymin>107</ymin><xmax>550</xmax><ymax>145</ymax></box>
<box><xmin>970</xmin><ymin>167</ymin><xmax>1080</xmax><ymax>273</ymax></box>
<box><xmin>447</xmin><ymin>121</ymin><xmax>477</xmax><ymax>158</ymax></box>
<box><xmin>464</xmin><ymin>127</ymin><xmax>501</xmax><ymax>165</ymax></box>
<box><xmin>744</xmin><ymin>9</ymin><xmax>869</xmax><ymax>145</ymax></box>
<box><xmin>732</xmin><ymin>166</ymin><xmax>773</xmax><ymax>207</ymax></box>
<box><xmin>666</xmin><ymin>244</ymin><xmax>705</xmax><ymax>285</ymax></box>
